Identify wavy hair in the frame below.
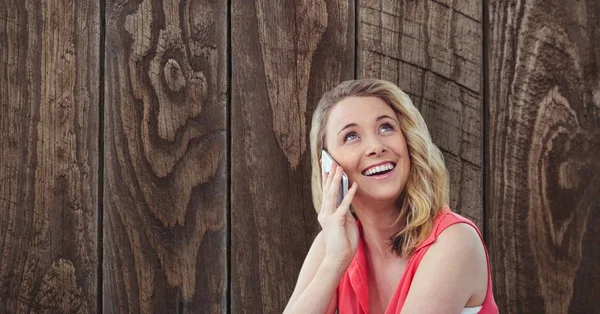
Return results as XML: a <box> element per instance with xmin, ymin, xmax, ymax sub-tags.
<box><xmin>309</xmin><ymin>79</ymin><xmax>449</xmax><ymax>257</ymax></box>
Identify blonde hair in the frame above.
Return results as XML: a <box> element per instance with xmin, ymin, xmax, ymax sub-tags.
<box><xmin>309</xmin><ymin>79</ymin><xmax>449</xmax><ymax>257</ymax></box>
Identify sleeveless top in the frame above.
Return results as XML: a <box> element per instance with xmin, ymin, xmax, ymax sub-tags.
<box><xmin>337</xmin><ymin>208</ymin><xmax>499</xmax><ymax>313</ymax></box>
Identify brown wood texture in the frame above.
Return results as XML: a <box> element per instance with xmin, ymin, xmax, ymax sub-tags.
<box><xmin>488</xmin><ymin>0</ymin><xmax>600</xmax><ymax>313</ymax></box>
<box><xmin>230</xmin><ymin>0</ymin><xmax>355</xmax><ymax>312</ymax></box>
<box><xmin>103</xmin><ymin>0</ymin><xmax>227</xmax><ymax>312</ymax></box>
<box><xmin>0</xmin><ymin>0</ymin><xmax>100</xmax><ymax>313</ymax></box>
<box><xmin>358</xmin><ymin>0</ymin><xmax>484</xmax><ymax>228</ymax></box>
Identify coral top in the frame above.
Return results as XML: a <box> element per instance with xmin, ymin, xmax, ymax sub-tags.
<box><xmin>337</xmin><ymin>208</ymin><xmax>499</xmax><ymax>313</ymax></box>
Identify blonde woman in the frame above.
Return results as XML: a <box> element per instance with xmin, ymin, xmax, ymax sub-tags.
<box><xmin>284</xmin><ymin>79</ymin><xmax>498</xmax><ymax>314</ymax></box>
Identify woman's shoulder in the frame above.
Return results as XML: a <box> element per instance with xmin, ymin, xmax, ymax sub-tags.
<box><xmin>424</xmin><ymin>208</ymin><xmax>488</xmax><ymax>281</ymax></box>
<box><xmin>401</xmin><ymin>209</ymin><xmax>489</xmax><ymax>312</ymax></box>
<box><xmin>434</xmin><ymin>208</ymin><xmax>482</xmax><ymax>236</ymax></box>
<box><xmin>415</xmin><ymin>208</ymin><xmax>484</xmax><ymax>255</ymax></box>
<box><xmin>435</xmin><ymin>221</ymin><xmax>483</xmax><ymax>251</ymax></box>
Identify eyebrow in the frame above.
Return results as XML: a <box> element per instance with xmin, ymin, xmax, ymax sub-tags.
<box><xmin>337</xmin><ymin>114</ymin><xmax>398</xmax><ymax>135</ymax></box>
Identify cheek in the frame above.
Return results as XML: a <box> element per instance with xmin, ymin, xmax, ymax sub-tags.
<box><xmin>401</xmin><ymin>147</ymin><xmax>411</xmax><ymax>171</ymax></box>
<box><xmin>328</xmin><ymin>147</ymin><xmax>352</xmax><ymax>167</ymax></box>
<box><xmin>403</xmin><ymin>156</ymin><xmax>411</xmax><ymax>175</ymax></box>
<box><xmin>389</xmin><ymin>134</ymin><xmax>409</xmax><ymax>156</ymax></box>
<box><xmin>335</xmin><ymin>149</ymin><xmax>362</xmax><ymax>179</ymax></box>
<box><xmin>340</xmin><ymin>153</ymin><xmax>361</xmax><ymax>171</ymax></box>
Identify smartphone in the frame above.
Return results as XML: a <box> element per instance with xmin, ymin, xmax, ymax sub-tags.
<box><xmin>321</xmin><ymin>150</ymin><xmax>349</xmax><ymax>206</ymax></box>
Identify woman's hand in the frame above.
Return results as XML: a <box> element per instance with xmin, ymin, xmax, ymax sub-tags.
<box><xmin>318</xmin><ymin>162</ymin><xmax>359</xmax><ymax>271</ymax></box>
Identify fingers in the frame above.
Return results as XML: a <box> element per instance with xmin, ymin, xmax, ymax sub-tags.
<box><xmin>320</xmin><ymin>169</ymin><xmax>332</xmax><ymax>216</ymax></box>
<box><xmin>321</xmin><ymin>163</ymin><xmax>342</xmax><ymax>215</ymax></box>
<box><xmin>336</xmin><ymin>182</ymin><xmax>358</xmax><ymax>217</ymax></box>
<box><xmin>323</xmin><ymin>162</ymin><xmax>337</xmax><ymax>192</ymax></box>
<box><xmin>328</xmin><ymin>165</ymin><xmax>343</xmax><ymax>208</ymax></box>
<box><xmin>346</xmin><ymin>210</ymin><xmax>356</xmax><ymax>224</ymax></box>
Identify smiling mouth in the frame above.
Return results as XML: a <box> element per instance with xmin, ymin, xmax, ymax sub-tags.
<box><xmin>362</xmin><ymin>162</ymin><xmax>397</xmax><ymax>176</ymax></box>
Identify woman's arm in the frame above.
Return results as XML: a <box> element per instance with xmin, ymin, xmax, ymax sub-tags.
<box><xmin>400</xmin><ymin>223</ymin><xmax>488</xmax><ymax>314</ymax></box>
<box><xmin>283</xmin><ymin>232</ymin><xmax>339</xmax><ymax>314</ymax></box>
<box><xmin>284</xmin><ymin>164</ymin><xmax>359</xmax><ymax>313</ymax></box>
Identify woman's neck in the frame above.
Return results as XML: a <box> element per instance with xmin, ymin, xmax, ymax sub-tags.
<box><xmin>353</xmin><ymin>199</ymin><xmax>404</xmax><ymax>261</ymax></box>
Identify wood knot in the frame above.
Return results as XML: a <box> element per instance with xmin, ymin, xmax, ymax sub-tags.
<box><xmin>558</xmin><ymin>161</ymin><xmax>578</xmax><ymax>189</ymax></box>
<box><xmin>164</xmin><ymin>59</ymin><xmax>186</xmax><ymax>92</ymax></box>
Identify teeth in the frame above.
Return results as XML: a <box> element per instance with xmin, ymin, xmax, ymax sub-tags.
<box><xmin>365</xmin><ymin>163</ymin><xmax>394</xmax><ymax>176</ymax></box>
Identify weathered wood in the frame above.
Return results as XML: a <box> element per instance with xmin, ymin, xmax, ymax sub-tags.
<box><xmin>0</xmin><ymin>0</ymin><xmax>100</xmax><ymax>313</ymax></box>
<box><xmin>358</xmin><ymin>0</ymin><xmax>484</xmax><ymax>228</ymax></box>
<box><xmin>488</xmin><ymin>0</ymin><xmax>600</xmax><ymax>313</ymax></box>
<box><xmin>103</xmin><ymin>0</ymin><xmax>227</xmax><ymax>312</ymax></box>
<box><xmin>230</xmin><ymin>0</ymin><xmax>355</xmax><ymax>312</ymax></box>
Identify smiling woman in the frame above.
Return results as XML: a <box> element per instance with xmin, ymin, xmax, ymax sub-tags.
<box><xmin>284</xmin><ymin>79</ymin><xmax>499</xmax><ymax>314</ymax></box>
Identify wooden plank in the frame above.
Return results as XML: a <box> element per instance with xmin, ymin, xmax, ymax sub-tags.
<box><xmin>103</xmin><ymin>0</ymin><xmax>227</xmax><ymax>312</ymax></box>
<box><xmin>230</xmin><ymin>0</ymin><xmax>355</xmax><ymax>312</ymax></box>
<box><xmin>0</xmin><ymin>0</ymin><xmax>99</xmax><ymax>312</ymax></box>
<box><xmin>488</xmin><ymin>0</ymin><xmax>600</xmax><ymax>313</ymax></box>
<box><xmin>358</xmin><ymin>0</ymin><xmax>484</xmax><ymax>228</ymax></box>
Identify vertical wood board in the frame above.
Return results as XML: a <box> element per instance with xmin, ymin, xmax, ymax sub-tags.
<box><xmin>230</xmin><ymin>0</ymin><xmax>355</xmax><ymax>312</ymax></box>
<box><xmin>103</xmin><ymin>0</ymin><xmax>228</xmax><ymax>312</ymax></box>
<box><xmin>0</xmin><ymin>0</ymin><xmax>100</xmax><ymax>312</ymax></box>
<box><xmin>488</xmin><ymin>0</ymin><xmax>600</xmax><ymax>312</ymax></box>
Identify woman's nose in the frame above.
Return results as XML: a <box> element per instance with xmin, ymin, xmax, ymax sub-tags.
<box><xmin>366</xmin><ymin>138</ymin><xmax>386</xmax><ymax>156</ymax></box>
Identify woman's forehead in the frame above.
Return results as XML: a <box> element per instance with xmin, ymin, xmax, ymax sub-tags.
<box><xmin>327</xmin><ymin>96</ymin><xmax>396</xmax><ymax>127</ymax></box>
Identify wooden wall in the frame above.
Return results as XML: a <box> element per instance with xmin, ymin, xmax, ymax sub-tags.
<box><xmin>488</xmin><ymin>0</ymin><xmax>600</xmax><ymax>313</ymax></box>
<box><xmin>1</xmin><ymin>0</ymin><xmax>100</xmax><ymax>312</ymax></box>
<box><xmin>230</xmin><ymin>1</ymin><xmax>354</xmax><ymax>313</ymax></box>
<box><xmin>103</xmin><ymin>0</ymin><xmax>228</xmax><ymax>312</ymax></box>
<box><xmin>1</xmin><ymin>0</ymin><xmax>598</xmax><ymax>313</ymax></box>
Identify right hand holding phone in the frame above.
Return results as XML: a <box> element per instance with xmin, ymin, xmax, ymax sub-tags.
<box><xmin>318</xmin><ymin>162</ymin><xmax>360</xmax><ymax>271</ymax></box>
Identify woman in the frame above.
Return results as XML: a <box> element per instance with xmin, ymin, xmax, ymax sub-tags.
<box><xmin>284</xmin><ymin>79</ymin><xmax>498</xmax><ymax>313</ymax></box>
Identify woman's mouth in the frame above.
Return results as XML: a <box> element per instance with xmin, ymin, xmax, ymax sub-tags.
<box><xmin>361</xmin><ymin>162</ymin><xmax>396</xmax><ymax>179</ymax></box>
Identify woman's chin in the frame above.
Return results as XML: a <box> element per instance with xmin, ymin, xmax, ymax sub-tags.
<box><xmin>355</xmin><ymin>187</ymin><xmax>402</xmax><ymax>204</ymax></box>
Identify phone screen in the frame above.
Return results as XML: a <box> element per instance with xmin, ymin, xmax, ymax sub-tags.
<box><xmin>321</xmin><ymin>150</ymin><xmax>349</xmax><ymax>206</ymax></box>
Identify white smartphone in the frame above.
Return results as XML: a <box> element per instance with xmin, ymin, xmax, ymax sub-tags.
<box><xmin>321</xmin><ymin>150</ymin><xmax>349</xmax><ymax>206</ymax></box>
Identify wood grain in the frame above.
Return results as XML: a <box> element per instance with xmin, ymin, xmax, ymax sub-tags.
<box><xmin>358</xmin><ymin>0</ymin><xmax>484</xmax><ymax>228</ymax></box>
<box><xmin>0</xmin><ymin>0</ymin><xmax>99</xmax><ymax>312</ymax></box>
<box><xmin>103</xmin><ymin>0</ymin><xmax>227</xmax><ymax>312</ymax></box>
<box><xmin>230</xmin><ymin>0</ymin><xmax>354</xmax><ymax>312</ymax></box>
<box><xmin>488</xmin><ymin>0</ymin><xmax>600</xmax><ymax>313</ymax></box>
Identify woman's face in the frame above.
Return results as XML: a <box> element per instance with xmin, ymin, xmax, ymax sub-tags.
<box><xmin>324</xmin><ymin>96</ymin><xmax>411</xmax><ymax>204</ymax></box>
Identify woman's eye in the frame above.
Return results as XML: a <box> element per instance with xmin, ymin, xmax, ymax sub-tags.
<box><xmin>343</xmin><ymin>132</ymin><xmax>358</xmax><ymax>142</ymax></box>
<box><xmin>380</xmin><ymin>123</ymin><xmax>394</xmax><ymax>132</ymax></box>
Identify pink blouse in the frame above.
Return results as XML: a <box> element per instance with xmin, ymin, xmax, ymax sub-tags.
<box><xmin>337</xmin><ymin>208</ymin><xmax>499</xmax><ymax>313</ymax></box>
